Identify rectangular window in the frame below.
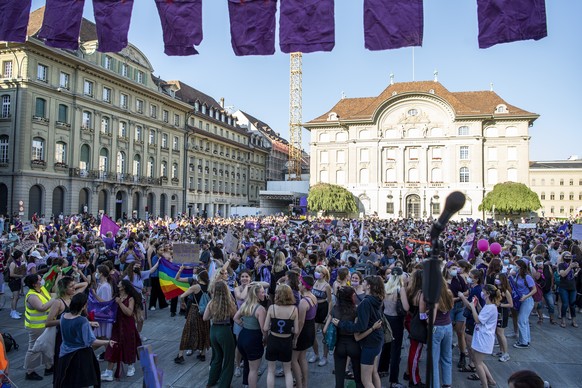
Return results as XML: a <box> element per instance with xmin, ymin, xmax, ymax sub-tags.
<box><xmin>32</xmin><ymin>139</ymin><xmax>44</xmax><ymax>160</ymax></box>
<box><xmin>460</xmin><ymin>146</ymin><xmax>469</xmax><ymax>160</ymax></box>
<box><xmin>59</xmin><ymin>72</ymin><xmax>70</xmax><ymax>89</ymax></box>
<box><xmin>135</xmin><ymin>126</ymin><xmax>143</xmax><ymax>141</ymax></box>
<box><xmin>55</xmin><ymin>142</ymin><xmax>67</xmax><ymax>163</ymax></box>
<box><xmin>2</xmin><ymin>61</ymin><xmax>13</xmax><ymax>78</ymax></box>
<box><xmin>507</xmin><ymin>146</ymin><xmax>517</xmax><ymax>161</ymax></box>
<box><xmin>84</xmin><ymin>80</ymin><xmax>94</xmax><ymax>97</ymax></box>
<box><xmin>0</xmin><ymin>137</ymin><xmax>8</xmax><ymax>163</ymax></box>
<box><xmin>173</xmin><ymin>136</ymin><xmax>179</xmax><ymax>150</ymax></box>
<box><xmin>360</xmin><ymin>148</ymin><xmax>369</xmax><ymax>162</ymax></box>
<box><xmin>336</xmin><ymin>150</ymin><xmax>345</xmax><ymax>163</ymax></box>
<box><xmin>432</xmin><ymin>147</ymin><xmax>442</xmax><ymax>159</ymax></box>
<box><xmin>198</xmin><ymin>120</ymin><xmax>203</xmax><ymax>129</ymax></box>
<box><xmin>386</xmin><ymin>148</ymin><xmax>396</xmax><ymax>160</ymax></box>
<box><xmin>409</xmin><ymin>147</ymin><xmax>419</xmax><ymax>160</ymax></box>
<box><xmin>82</xmin><ymin>111</ymin><xmax>92</xmax><ymax>128</ymax></box>
<box><xmin>161</xmin><ymin>134</ymin><xmax>168</xmax><ymax>148</ymax></box>
<box><xmin>149</xmin><ymin>130</ymin><xmax>156</xmax><ymax>145</ymax></box>
<box><xmin>57</xmin><ymin>104</ymin><xmax>68</xmax><ymax>123</ymax></box>
<box><xmin>121</xmin><ymin>63</ymin><xmax>128</xmax><ymax>77</ymax></box>
<box><xmin>102</xmin><ymin>87</ymin><xmax>111</xmax><ymax>103</ymax></box>
<box><xmin>386</xmin><ymin>202</ymin><xmax>394</xmax><ymax>214</ymax></box>
<box><xmin>487</xmin><ymin>147</ymin><xmax>497</xmax><ymax>161</ymax></box>
<box><xmin>136</xmin><ymin>70</ymin><xmax>145</xmax><ymax>84</ymax></box>
<box><xmin>1</xmin><ymin>95</ymin><xmax>10</xmax><ymax>118</ymax></box>
<box><xmin>120</xmin><ymin>93</ymin><xmax>128</xmax><ymax>109</ymax></box>
<box><xmin>174</xmin><ymin>114</ymin><xmax>180</xmax><ymax>126</ymax></box>
<box><xmin>150</xmin><ymin>104</ymin><xmax>157</xmax><ymax>118</ymax></box>
<box><xmin>320</xmin><ymin>151</ymin><xmax>328</xmax><ymax>164</ymax></box>
<box><xmin>136</xmin><ymin>99</ymin><xmax>144</xmax><ymax>113</ymax></box>
<box><xmin>162</xmin><ymin>110</ymin><xmax>169</xmax><ymax>123</ymax></box>
<box><xmin>103</xmin><ymin>55</ymin><xmax>113</xmax><ymax>70</ymax></box>
<box><xmin>37</xmin><ymin>64</ymin><xmax>48</xmax><ymax>82</ymax></box>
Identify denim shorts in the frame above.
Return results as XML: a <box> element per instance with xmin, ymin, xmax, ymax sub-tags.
<box><xmin>450</xmin><ymin>302</ymin><xmax>466</xmax><ymax>323</ymax></box>
<box><xmin>360</xmin><ymin>343</ymin><xmax>383</xmax><ymax>365</ymax></box>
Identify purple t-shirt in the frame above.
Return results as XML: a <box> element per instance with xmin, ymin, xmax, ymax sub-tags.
<box><xmin>513</xmin><ymin>274</ymin><xmax>535</xmax><ymax>296</ymax></box>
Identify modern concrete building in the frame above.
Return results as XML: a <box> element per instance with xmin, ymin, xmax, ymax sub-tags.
<box><xmin>529</xmin><ymin>157</ymin><xmax>582</xmax><ymax>219</ymax></box>
<box><xmin>304</xmin><ymin>80</ymin><xmax>539</xmax><ymax>219</ymax></box>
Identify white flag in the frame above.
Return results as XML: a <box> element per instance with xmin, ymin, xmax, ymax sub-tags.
<box><xmin>359</xmin><ymin>221</ymin><xmax>364</xmax><ymax>240</ymax></box>
<box><xmin>349</xmin><ymin>222</ymin><xmax>354</xmax><ymax>241</ymax></box>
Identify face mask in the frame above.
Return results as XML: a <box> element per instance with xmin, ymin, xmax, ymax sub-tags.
<box><xmin>99</xmin><ymin>247</ymin><xmax>105</xmax><ymax>253</ymax></box>
<box><xmin>480</xmin><ymin>291</ymin><xmax>486</xmax><ymax>300</ymax></box>
<box><xmin>494</xmin><ymin>279</ymin><xmax>501</xmax><ymax>286</ymax></box>
<box><xmin>95</xmin><ymin>273</ymin><xmax>101</xmax><ymax>281</ymax></box>
<box><xmin>503</xmin><ymin>259</ymin><xmax>510</xmax><ymax>265</ymax></box>
<box><xmin>134</xmin><ymin>267</ymin><xmax>141</xmax><ymax>274</ymax></box>
<box><xmin>449</xmin><ymin>270</ymin><xmax>458</xmax><ymax>277</ymax></box>
<box><xmin>314</xmin><ymin>272</ymin><xmax>322</xmax><ymax>280</ymax></box>
<box><xmin>307</xmin><ymin>250</ymin><xmax>312</xmax><ymax>254</ymax></box>
<box><xmin>351</xmin><ymin>280</ymin><xmax>359</xmax><ymax>287</ymax></box>
<box><xmin>466</xmin><ymin>277</ymin><xmax>474</xmax><ymax>284</ymax></box>
<box><xmin>78</xmin><ymin>263</ymin><xmax>87</xmax><ymax>269</ymax></box>
<box><xmin>40</xmin><ymin>279</ymin><xmax>45</xmax><ymax>287</ymax></box>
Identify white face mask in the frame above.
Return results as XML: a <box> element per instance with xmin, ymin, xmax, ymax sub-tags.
<box><xmin>40</xmin><ymin>279</ymin><xmax>45</xmax><ymax>287</ymax></box>
<box><xmin>449</xmin><ymin>270</ymin><xmax>458</xmax><ymax>277</ymax></box>
<box><xmin>95</xmin><ymin>273</ymin><xmax>101</xmax><ymax>281</ymax></box>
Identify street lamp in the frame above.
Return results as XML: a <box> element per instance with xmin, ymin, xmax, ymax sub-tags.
<box><xmin>182</xmin><ymin>110</ymin><xmax>196</xmax><ymax>215</ymax></box>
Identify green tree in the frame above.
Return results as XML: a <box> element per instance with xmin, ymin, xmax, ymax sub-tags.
<box><xmin>479</xmin><ymin>182</ymin><xmax>541</xmax><ymax>213</ymax></box>
<box><xmin>307</xmin><ymin>183</ymin><xmax>358</xmax><ymax>213</ymax></box>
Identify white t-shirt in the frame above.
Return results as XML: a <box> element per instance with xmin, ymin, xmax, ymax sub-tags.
<box><xmin>471</xmin><ymin>304</ymin><xmax>498</xmax><ymax>354</ymax></box>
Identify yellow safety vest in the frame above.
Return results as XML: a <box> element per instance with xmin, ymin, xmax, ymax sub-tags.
<box><xmin>25</xmin><ymin>287</ymin><xmax>51</xmax><ymax>329</ymax></box>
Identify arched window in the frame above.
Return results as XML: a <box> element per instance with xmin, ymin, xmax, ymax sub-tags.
<box><xmin>55</xmin><ymin>141</ymin><xmax>67</xmax><ymax>164</ymax></box>
<box><xmin>117</xmin><ymin>151</ymin><xmax>126</xmax><ymax>173</ymax></box>
<box><xmin>408</xmin><ymin>167</ymin><xmax>419</xmax><ymax>182</ymax></box>
<box><xmin>80</xmin><ymin>144</ymin><xmax>90</xmax><ymax>171</ymax></box>
<box><xmin>35</xmin><ymin>98</ymin><xmax>46</xmax><ymax>117</ymax></box>
<box><xmin>133</xmin><ymin>155</ymin><xmax>141</xmax><ymax>175</ymax></box>
<box><xmin>118</xmin><ymin>121</ymin><xmax>127</xmax><ymax>137</ymax></box>
<box><xmin>148</xmin><ymin>157</ymin><xmax>155</xmax><ymax>177</ymax></box>
<box><xmin>319</xmin><ymin>170</ymin><xmax>328</xmax><ymax>183</ymax></box>
<box><xmin>161</xmin><ymin>161</ymin><xmax>168</xmax><ymax>177</ymax></box>
<box><xmin>458</xmin><ymin>126</ymin><xmax>469</xmax><ymax>136</ymax></box>
<box><xmin>172</xmin><ymin>163</ymin><xmax>178</xmax><ymax>179</ymax></box>
<box><xmin>99</xmin><ymin>148</ymin><xmax>109</xmax><ymax>172</ymax></box>
<box><xmin>359</xmin><ymin>168</ymin><xmax>369</xmax><ymax>184</ymax></box>
<box><xmin>488</xmin><ymin>168</ymin><xmax>498</xmax><ymax>185</ymax></box>
<box><xmin>385</xmin><ymin>168</ymin><xmax>396</xmax><ymax>182</ymax></box>
<box><xmin>101</xmin><ymin>116</ymin><xmax>110</xmax><ymax>134</ymax></box>
<box><xmin>135</xmin><ymin>125</ymin><xmax>143</xmax><ymax>141</ymax></box>
<box><xmin>507</xmin><ymin>168</ymin><xmax>517</xmax><ymax>182</ymax></box>
<box><xmin>319</xmin><ymin>132</ymin><xmax>330</xmax><ymax>142</ymax></box>
<box><xmin>32</xmin><ymin>137</ymin><xmax>45</xmax><ymax>161</ymax></box>
<box><xmin>431</xmin><ymin>167</ymin><xmax>442</xmax><ymax>182</ymax></box>
<box><xmin>336</xmin><ymin>132</ymin><xmax>348</xmax><ymax>142</ymax></box>
<box><xmin>459</xmin><ymin>167</ymin><xmax>469</xmax><ymax>183</ymax></box>
<box><xmin>1</xmin><ymin>95</ymin><xmax>11</xmax><ymax>118</ymax></box>
<box><xmin>540</xmin><ymin>192</ymin><xmax>545</xmax><ymax>200</ymax></box>
<box><xmin>336</xmin><ymin>170</ymin><xmax>345</xmax><ymax>184</ymax></box>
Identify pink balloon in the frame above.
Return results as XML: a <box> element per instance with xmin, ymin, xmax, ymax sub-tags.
<box><xmin>477</xmin><ymin>239</ymin><xmax>489</xmax><ymax>252</ymax></box>
<box><xmin>490</xmin><ymin>242</ymin><xmax>502</xmax><ymax>256</ymax></box>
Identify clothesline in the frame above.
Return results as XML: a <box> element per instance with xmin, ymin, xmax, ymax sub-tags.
<box><xmin>0</xmin><ymin>0</ymin><xmax>547</xmax><ymax>56</ymax></box>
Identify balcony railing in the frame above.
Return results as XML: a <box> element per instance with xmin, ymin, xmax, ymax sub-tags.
<box><xmin>32</xmin><ymin>115</ymin><xmax>49</xmax><ymax>124</ymax></box>
<box><xmin>55</xmin><ymin>121</ymin><xmax>71</xmax><ymax>129</ymax></box>
<box><xmin>68</xmin><ymin>168</ymin><xmax>163</xmax><ymax>186</ymax></box>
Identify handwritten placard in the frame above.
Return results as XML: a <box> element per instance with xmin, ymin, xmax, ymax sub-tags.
<box><xmin>172</xmin><ymin>243</ymin><xmax>200</xmax><ymax>264</ymax></box>
<box><xmin>223</xmin><ymin>230</ymin><xmax>239</xmax><ymax>254</ymax></box>
<box><xmin>572</xmin><ymin>224</ymin><xmax>582</xmax><ymax>241</ymax></box>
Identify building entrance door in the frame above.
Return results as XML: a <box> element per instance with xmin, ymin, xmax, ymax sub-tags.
<box><xmin>406</xmin><ymin>194</ymin><xmax>421</xmax><ymax>219</ymax></box>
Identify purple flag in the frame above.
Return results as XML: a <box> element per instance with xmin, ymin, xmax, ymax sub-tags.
<box><xmin>459</xmin><ymin>220</ymin><xmax>478</xmax><ymax>261</ymax></box>
<box><xmin>363</xmin><ymin>0</ymin><xmax>423</xmax><ymax>51</ymax></box>
<box><xmin>0</xmin><ymin>0</ymin><xmax>32</xmax><ymax>43</ymax></box>
<box><xmin>155</xmin><ymin>0</ymin><xmax>202</xmax><ymax>56</ymax></box>
<box><xmin>93</xmin><ymin>0</ymin><xmax>134</xmax><ymax>53</ymax></box>
<box><xmin>279</xmin><ymin>0</ymin><xmax>335</xmax><ymax>53</ymax></box>
<box><xmin>477</xmin><ymin>0</ymin><xmax>547</xmax><ymax>49</ymax></box>
<box><xmin>100</xmin><ymin>214</ymin><xmax>120</xmax><ymax>237</ymax></box>
<box><xmin>228</xmin><ymin>0</ymin><xmax>277</xmax><ymax>56</ymax></box>
<box><xmin>38</xmin><ymin>0</ymin><xmax>86</xmax><ymax>50</ymax></box>
<box><xmin>88</xmin><ymin>292</ymin><xmax>118</xmax><ymax>323</ymax></box>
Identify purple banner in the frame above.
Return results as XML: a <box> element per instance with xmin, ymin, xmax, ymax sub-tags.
<box><xmin>38</xmin><ymin>0</ymin><xmax>86</xmax><ymax>50</ymax></box>
<box><xmin>228</xmin><ymin>0</ymin><xmax>277</xmax><ymax>56</ymax></box>
<box><xmin>93</xmin><ymin>0</ymin><xmax>135</xmax><ymax>53</ymax></box>
<box><xmin>477</xmin><ymin>0</ymin><xmax>547</xmax><ymax>49</ymax></box>
<box><xmin>0</xmin><ymin>0</ymin><xmax>32</xmax><ymax>43</ymax></box>
<box><xmin>100</xmin><ymin>214</ymin><xmax>120</xmax><ymax>237</ymax></box>
<box><xmin>244</xmin><ymin>221</ymin><xmax>261</xmax><ymax>231</ymax></box>
<box><xmin>363</xmin><ymin>0</ymin><xmax>423</xmax><ymax>51</ymax></box>
<box><xmin>279</xmin><ymin>0</ymin><xmax>335</xmax><ymax>53</ymax></box>
<box><xmin>155</xmin><ymin>0</ymin><xmax>202</xmax><ymax>56</ymax></box>
<box><xmin>88</xmin><ymin>292</ymin><xmax>118</xmax><ymax>323</ymax></box>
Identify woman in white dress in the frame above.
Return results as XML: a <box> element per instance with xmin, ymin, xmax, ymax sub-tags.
<box><xmin>91</xmin><ymin>265</ymin><xmax>114</xmax><ymax>339</ymax></box>
<box><xmin>459</xmin><ymin>283</ymin><xmax>500</xmax><ymax>388</ymax></box>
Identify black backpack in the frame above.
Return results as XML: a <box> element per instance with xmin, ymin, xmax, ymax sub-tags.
<box><xmin>2</xmin><ymin>332</ymin><xmax>18</xmax><ymax>352</ymax></box>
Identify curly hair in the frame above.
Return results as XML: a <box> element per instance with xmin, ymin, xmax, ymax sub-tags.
<box><xmin>209</xmin><ymin>280</ymin><xmax>236</xmax><ymax>321</ymax></box>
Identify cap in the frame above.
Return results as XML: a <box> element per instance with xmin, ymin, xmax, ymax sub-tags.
<box><xmin>216</xmin><ymin>240</ymin><xmax>224</xmax><ymax>245</ymax></box>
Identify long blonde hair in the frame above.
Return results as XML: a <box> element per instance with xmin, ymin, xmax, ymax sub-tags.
<box><xmin>273</xmin><ymin>251</ymin><xmax>287</xmax><ymax>272</ymax></box>
<box><xmin>240</xmin><ymin>283</ymin><xmax>262</xmax><ymax>317</ymax></box>
<box><xmin>209</xmin><ymin>281</ymin><xmax>236</xmax><ymax>321</ymax></box>
<box><xmin>385</xmin><ymin>273</ymin><xmax>403</xmax><ymax>295</ymax></box>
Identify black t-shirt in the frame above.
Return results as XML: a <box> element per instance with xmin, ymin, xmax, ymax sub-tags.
<box><xmin>332</xmin><ymin>305</ymin><xmax>357</xmax><ymax>337</ymax></box>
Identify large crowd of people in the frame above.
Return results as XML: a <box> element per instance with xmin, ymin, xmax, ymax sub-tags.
<box><xmin>1</xmin><ymin>211</ymin><xmax>579</xmax><ymax>387</ymax></box>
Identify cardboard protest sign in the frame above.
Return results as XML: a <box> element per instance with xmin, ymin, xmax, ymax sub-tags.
<box><xmin>172</xmin><ymin>243</ymin><xmax>200</xmax><ymax>264</ymax></box>
<box><xmin>223</xmin><ymin>230</ymin><xmax>239</xmax><ymax>254</ymax></box>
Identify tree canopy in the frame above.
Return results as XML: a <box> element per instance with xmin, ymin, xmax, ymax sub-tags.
<box><xmin>307</xmin><ymin>183</ymin><xmax>358</xmax><ymax>213</ymax></box>
<box><xmin>478</xmin><ymin>182</ymin><xmax>541</xmax><ymax>213</ymax></box>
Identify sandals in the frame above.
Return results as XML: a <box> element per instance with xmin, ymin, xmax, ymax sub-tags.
<box><xmin>459</xmin><ymin>365</ymin><xmax>476</xmax><ymax>373</ymax></box>
<box><xmin>468</xmin><ymin>373</ymin><xmax>480</xmax><ymax>381</ymax></box>
<box><xmin>573</xmin><ymin>322</ymin><xmax>579</xmax><ymax>328</ymax></box>
<box><xmin>550</xmin><ymin>318</ymin><xmax>558</xmax><ymax>325</ymax></box>
<box><xmin>537</xmin><ymin>317</ymin><xmax>543</xmax><ymax>324</ymax></box>
<box><xmin>560</xmin><ymin>322</ymin><xmax>567</xmax><ymax>328</ymax></box>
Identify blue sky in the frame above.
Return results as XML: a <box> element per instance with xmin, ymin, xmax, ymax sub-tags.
<box><xmin>31</xmin><ymin>1</ymin><xmax>582</xmax><ymax>160</ymax></box>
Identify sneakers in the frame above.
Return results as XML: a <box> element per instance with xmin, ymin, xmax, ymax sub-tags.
<box><xmin>149</xmin><ymin>306</ymin><xmax>156</xmax><ymax>311</ymax></box>
<box><xmin>275</xmin><ymin>368</ymin><xmax>285</xmax><ymax>377</ymax></box>
<box><xmin>25</xmin><ymin>371</ymin><xmax>43</xmax><ymax>381</ymax></box>
<box><xmin>44</xmin><ymin>366</ymin><xmax>54</xmax><ymax>376</ymax></box>
<box><xmin>513</xmin><ymin>342</ymin><xmax>529</xmax><ymax>349</ymax></box>
<box><xmin>234</xmin><ymin>367</ymin><xmax>242</xmax><ymax>377</ymax></box>
<box><xmin>499</xmin><ymin>353</ymin><xmax>511</xmax><ymax>362</ymax></box>
<box><xmin>174</xmin><ymin>355</ymin><xmax>185</xmax><ymax>364</ymax></box>
<box><xmin>493</xmin><ymin>351</ymin><xmax>503</xmax><ymax>357</ymax></box>
<box><xmin>308</xmin><ymin>354</ymin><xmax>319</xmax><ymax>363</ymax></box>
<box><xmin>101</xmin><ymin>369</ymin><xmax>113</xmax><ymax>382</ymax></box>
<box><xmin>318</xmin><ymin>358</ymin><xmax>328</xmax><ymax>367</ymax></box>
<box><xmin>9</xmin><ymin>311</ymin><xmax>20</xmax><ymax>320</ymax></box>
<box><xmin>98</xmin><ymin>352</ymin><xmax>105</xmax><ymax>361</ymax></box>
<box><xmin>127</xmin><ymin>365</ymin><xmax>135</xmax><ymax>377</ymax></box>
<box><xmin>196</xmin><ymin>353</ymin><xmax>206</xmax><ymax>362</ymax></box>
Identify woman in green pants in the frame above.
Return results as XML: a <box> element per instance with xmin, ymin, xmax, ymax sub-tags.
<box><xmin>203</xmin><ymin>279</ymin><xmax>237</xmax><ymax>388</ymax></box>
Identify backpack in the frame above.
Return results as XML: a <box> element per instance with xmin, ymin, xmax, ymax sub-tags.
<box><xmin>197</xmin><ymin>292</ymin><xmax>210</xmax><ymax>316</ymax></box>
<box><xmin>2</xmin><ymin>332</ymin><xmax>18</xmax><ymax>352</ymax></box>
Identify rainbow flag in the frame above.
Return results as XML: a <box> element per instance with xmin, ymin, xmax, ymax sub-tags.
<box><xmin>158</xmin><ymin>258</ymin><xmax>194</xmax><ymax>299</ymax></box>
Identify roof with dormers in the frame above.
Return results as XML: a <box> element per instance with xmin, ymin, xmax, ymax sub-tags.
<box><xmin>27</xmin><ymin>7</ymin><xmax>98</xmax><ymax>44</ymax></box>
<box><xmin>306</xmin><ymin>81</ymin><xmax>537</xmax><ymax>125</ymax></box>
<box><xmin>166</xmin><ymin>80</ymin><xmax>223</xmax><ymax>110</ymax></box>
<box><xmin>238</xmin><ymin>111</ymin><xmax>289</xmax><ymax>145</ymax></box>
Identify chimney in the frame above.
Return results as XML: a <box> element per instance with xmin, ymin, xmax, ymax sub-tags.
<box><xmin>220</xmin><ymin>97</ymin><xmax>225</xmax><ymax>108</ymax></box>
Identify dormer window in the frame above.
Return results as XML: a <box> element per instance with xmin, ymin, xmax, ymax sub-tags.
<box><xmin>495</xmin><ymin>104</ymin><xmax>508</xmax><ymax>114</ymax></box>
<box><xmin>194</xmin><ymin>101</ymin><xmax>200</xmax><ymax>112</ymax></box>
<box><xmin>407</xmin><ymin>109</ymin><xmax>418</xmax><ymax>117</ymax></box>
<box><xmin>327</xmin><ymin>112</ymin><xmax>338</xmax><ymax>121</ymax></box>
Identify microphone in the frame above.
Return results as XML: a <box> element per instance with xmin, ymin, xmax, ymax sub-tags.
<box><xmin>424</xmin><ymin>191</ymin><xmax>466</xmax><ymax>305</ymax></box>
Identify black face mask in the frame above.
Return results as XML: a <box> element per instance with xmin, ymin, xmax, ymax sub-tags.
<box><xmin>133</xmin><ymin>267</ymin><xmax>141</xmax><ymax>274</ymax></box>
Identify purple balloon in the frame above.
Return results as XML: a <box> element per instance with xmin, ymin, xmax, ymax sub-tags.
<box><xmin>477</xmin><ymin>239</ymin><xmax>489</xmax><ymax>252</ymax></box>
<box><xmin>490</xmin><ymin>242</ymin><xmax>502</xmax><ymax>256</ymax></box>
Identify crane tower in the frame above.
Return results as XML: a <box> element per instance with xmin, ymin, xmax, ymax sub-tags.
<box><xmin>288</xmin><ymin>52</ymin><xmax>303</xmax><ymax>181</ymax></box>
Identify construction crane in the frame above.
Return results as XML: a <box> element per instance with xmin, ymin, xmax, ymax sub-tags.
<box><xmin>288</xmin><ymin>52</ymin><xmax>303</xmax><ymax>181</ymax></box>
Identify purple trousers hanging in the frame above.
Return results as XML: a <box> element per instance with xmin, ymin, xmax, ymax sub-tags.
<box><xmin>363</xmin><ymin>0</ymin><xmax>423</xmax><ymax>51</ymax></box>
<box><xmin>477</xmin><ymin>0</ymin><xmax>547</xmax><ymax>49</ymax></box>
<box><xmin>0</xmin><ymin>0</ymin><xmax>32</xmax><ymax>43</ymax></box>
<box><xmin>279</xmin><ymin>0</ymin><xmax>335</xmax><ymax>54</ymax></box>
<box><xmin>228</xmin><ymin>0</ymin><xmax>277</xmax><ymax>56</ymax></box>
<box><xmin>38</xmin><ymin>0</ymin><xmax>86</xmax><ymax>50</ymax></box>
<box><xmin>93</xmin><ymin>0</ymin><xmax>135</xmax><ymax>53</ymax></box>
<box><xmin>155</xmin><ymin>0</ymin><xmax>202</xmax><ymax>56</ymax></box>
